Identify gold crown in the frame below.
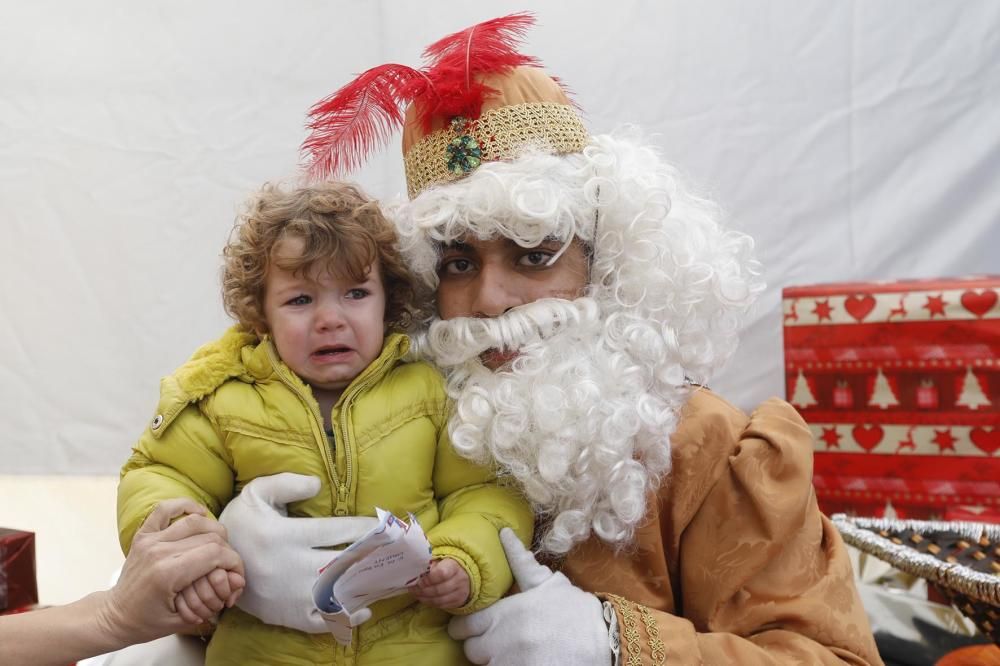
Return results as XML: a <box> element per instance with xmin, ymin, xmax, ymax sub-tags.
<box><xmin>403</xmin><ymin>103</ymin><xmax>588</xmax><ymax>199</ymax></box>
<box><xmin>401</xmin><ymin>67</ymin><xmax>589</xmax><ymax>199</ymax></box>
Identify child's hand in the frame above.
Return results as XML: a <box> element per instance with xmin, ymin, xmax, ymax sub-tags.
<box><xmin>409</xmin><ymin>558</ymin><xmax>470</xmax><ymax>609</ymax></box>
<box><xmin>173</xmin><ymin>568</ymin><xmax>246</xmax><ymax>625</ymax></box>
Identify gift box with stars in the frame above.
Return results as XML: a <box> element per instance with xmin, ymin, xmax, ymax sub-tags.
<box><xmin>782</xmin><ymin>276</ymin><xmax>1000</xmax><ymax>519</ymax></box>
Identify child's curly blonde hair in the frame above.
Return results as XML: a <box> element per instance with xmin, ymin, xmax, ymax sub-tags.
<box><xmin>223</xmin><ymin>182</ymin><xmax>416</xmax><ymax>334</ymax></box>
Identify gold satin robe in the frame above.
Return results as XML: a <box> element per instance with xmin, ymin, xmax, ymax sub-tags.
<box><xmin>551</xmin><ymin>389</ymin><xmax>883</xmax><ymax>665</ymax></box>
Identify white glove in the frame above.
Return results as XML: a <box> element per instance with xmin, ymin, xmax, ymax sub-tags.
<box><xmin>449</xmin><ymin>528</ymin><xmax>613</xmax><ymax>665</ymax></box>
<box><xmin>218</xmin><ymin>472</ymin><xmax>378</xmax><ymax>634</ymax></box>
<box><xmin>318</xmin><ymin>606</ymin><xmax>373</xmax><ymax>646</ymax></box>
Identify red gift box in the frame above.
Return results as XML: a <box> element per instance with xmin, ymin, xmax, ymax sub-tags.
<box><xmin>782</xmin><ymin>276</ymin><xmax>1000</xmax><ymax>518</ymax></box>
<box><xmin>0</xmin><ymin>528</ymin><xmax>38</xmax><ymax>613</ymax></box>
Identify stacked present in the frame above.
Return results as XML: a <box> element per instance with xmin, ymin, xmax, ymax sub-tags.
<box><xmin>0</xmin><ymin>528</ymin><xmax>38</xmax><ymax>614</ymax></box>
<box><xmin>782</xmin><ymin>276</ymin><xmax>1000</xmax><ymax>519</ymax></box>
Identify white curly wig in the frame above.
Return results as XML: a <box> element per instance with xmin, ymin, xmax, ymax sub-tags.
<box><xmin>393</xmin><ymin>128</ymin><xmax>764</xmax><ymax>554</ymax></box>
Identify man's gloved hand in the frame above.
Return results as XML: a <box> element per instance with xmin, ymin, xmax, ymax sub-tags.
<box><xmin>449</xmin><ymin>528</ymin><xmax>613</xmax><ymax>665</ymax></box>
<box><xmin>218</xmin><ymin>472</ymin><xmax>378</xmax><ymax>634</ymax></box>
<box><xmin>318</xmin><ymin>606</ymin><xmax>373</xmax><ymax>646</ymax></box>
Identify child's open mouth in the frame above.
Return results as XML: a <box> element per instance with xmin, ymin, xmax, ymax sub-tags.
<box><xmin>312</xmin><ymin>345</ymin><xmax>352</xmax><ymax>359</ymax></box>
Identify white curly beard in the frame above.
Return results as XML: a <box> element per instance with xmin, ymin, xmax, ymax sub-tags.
<box><xmin>412</xmin><ymin>297</ymin><xmax>691</xmax><ymax>555</ymax></box>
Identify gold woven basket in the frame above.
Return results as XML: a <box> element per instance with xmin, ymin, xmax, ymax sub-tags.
<box><xmin>832</xmin><ymin>514</ymin><xmax>1000</xmax><ymax>644</ymax></box>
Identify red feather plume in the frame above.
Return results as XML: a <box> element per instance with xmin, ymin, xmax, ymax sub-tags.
<box><xmin>419</xmin><ymin>12</ymin><xmax>540</xmax><ymax>127</ymax></box>
<box><xmin>303</xmin><ymin>63</ymin><xmax>433</xmax><ymax>181</ymax></box>
<box><xmin>303</xmin><ymin>12</ymin><xmax>541</xmax><ymax>181</ymax></box>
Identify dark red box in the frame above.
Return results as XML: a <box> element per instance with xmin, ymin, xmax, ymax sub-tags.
<box><xmin>782</xmin><ymin>276</ymin><xmax>1000</xmax><ymax>518</ymax></box>
<box><xmin>0</xmin><ymin>528</ymin><xmax>38</xmax><ymax>613</ymax></box>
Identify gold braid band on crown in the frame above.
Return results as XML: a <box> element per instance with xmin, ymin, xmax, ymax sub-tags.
<box><xmin>403</xmin><ymin>102</ymin><xmax>589</xmax><ymax>199</ymax></box>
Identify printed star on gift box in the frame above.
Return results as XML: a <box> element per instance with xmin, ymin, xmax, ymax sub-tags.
<box><xmin>820</xmin><ymin>426</ymin><xmax>841</xmax><ymax>449</ymax></box>
<box><xmin>923</xmin><ymin>294</ymin><xmax>947</xmax><ymax>318</ymax></box>
<box><xmin>932</xmin><ymin>428</ymin><xmax>956</xmax><ymax>453</ymax></box>
<box><xmin>812</xmin><ymin>299</ymin><xmax>833</xmax><ymax>322</ymax></box>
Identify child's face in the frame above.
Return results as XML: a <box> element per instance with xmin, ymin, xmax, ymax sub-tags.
<box><xmin>262</xmin><ymin>237</ymin><xmax>386</xmax><ymax>399</ymax></box>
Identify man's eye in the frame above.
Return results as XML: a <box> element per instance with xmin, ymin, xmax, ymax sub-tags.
<box><xmin>441</xmin><ymin>258</ymin><xmax>474</xmax><ymax>275</ymax></box>
<box><xmin>286</xmin><ymin>294</ymin><xmax>311</xmax><ymax>306</ymax></box>
<box><xmin>519</xmin><ymin>251</ymin><xmax>552</xmax><ymax>267</ymax></box>
<box><xmin>347</xmin><ymin>288</ymin><xmax>369</xmax><ymax>299</ymax></box>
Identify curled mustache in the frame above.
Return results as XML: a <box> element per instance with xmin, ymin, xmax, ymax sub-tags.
<box><xmin>411</xmin><ymin>297</ymin><xmax>601</xmax><ymax>367</ymax></box>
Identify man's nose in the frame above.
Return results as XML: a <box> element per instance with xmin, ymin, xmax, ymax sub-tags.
<box><xmin>471</xmin><ymin>265</ymin><xmax>522</xmax><ymax>317</ymax></box>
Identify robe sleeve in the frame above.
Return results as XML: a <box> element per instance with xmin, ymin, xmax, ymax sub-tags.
<box><xmin>599</xmin><ymin>398</ymin><xmax>882</xmax><ymax>665</ymax></box>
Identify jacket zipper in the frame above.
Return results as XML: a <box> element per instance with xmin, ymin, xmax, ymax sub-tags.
<box><xmin>265</xmin><ymin>339</ymin><xmax>402</xmax><ymax>517</ymax></box>
<box><xmin>334</xmin><ymin>352</ymin><xmax>394</xmax><ymax>515</ymax></box>
<box><xmin>264</xmin><ymin>343</ymin><xmax>341</xmax><ymax>495</ymax></box>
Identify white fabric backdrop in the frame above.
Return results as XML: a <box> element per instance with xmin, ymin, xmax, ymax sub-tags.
<box><xmin>2</xmin><ymin>0</ymin><xmax>998</xmax><ymax>474</ymax></box>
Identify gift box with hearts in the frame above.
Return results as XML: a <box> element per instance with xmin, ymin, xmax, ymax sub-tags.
<box><xmin>782</xmin><ymin>276</ymin><xmax>999</xmax><ymax>518</ymax></box>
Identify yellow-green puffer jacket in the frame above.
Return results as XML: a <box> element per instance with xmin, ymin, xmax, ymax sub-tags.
<box><xmin>118</xmin><ymin>327</ymin><xmax>534</xmax><ymax>666</ymax></box>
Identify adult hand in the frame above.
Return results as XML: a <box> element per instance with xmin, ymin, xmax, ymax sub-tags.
<box><xmin>100</xmin><ymin>498</ymin><xmax>245</xmax><ymax>646</ymax></box>
<box><xmin>218</xmin><ymin>472</ymin><xmax>379</xmax><ymax>633</ymax></box>
<box><xmin>449</xmin><ymin>528</ymin><xmax>612</xmax><ymax>666</ymax></box>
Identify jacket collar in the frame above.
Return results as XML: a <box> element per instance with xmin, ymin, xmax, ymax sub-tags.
<box><xmin>245</xmin><ymin>331</ymin><xmax>411</xmax><ymax>399</ymax></box>
<box><xmin>156</xmin><ymin>327</ymin><xmax>411</xmax><ymax>426</ymax></box>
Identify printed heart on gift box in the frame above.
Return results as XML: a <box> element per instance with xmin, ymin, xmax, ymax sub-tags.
<box><xmin>851</xmin><ymin>424</ymin><xmax>884</xmax><ymax>452</ymax></box>
<box><xmin>970</xmin><ymin>427</ymin><xmax>999</xmax><ymax>455</ymax></box>
<box><xmin>844</xmin><ymin>294</ymin><xmax>876</xmax><ymax>322</ymax></box>
<box><xmin>960</xmin><ymin>289</ymin><xmax>997</xmax><ymax>318</ymax></box>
